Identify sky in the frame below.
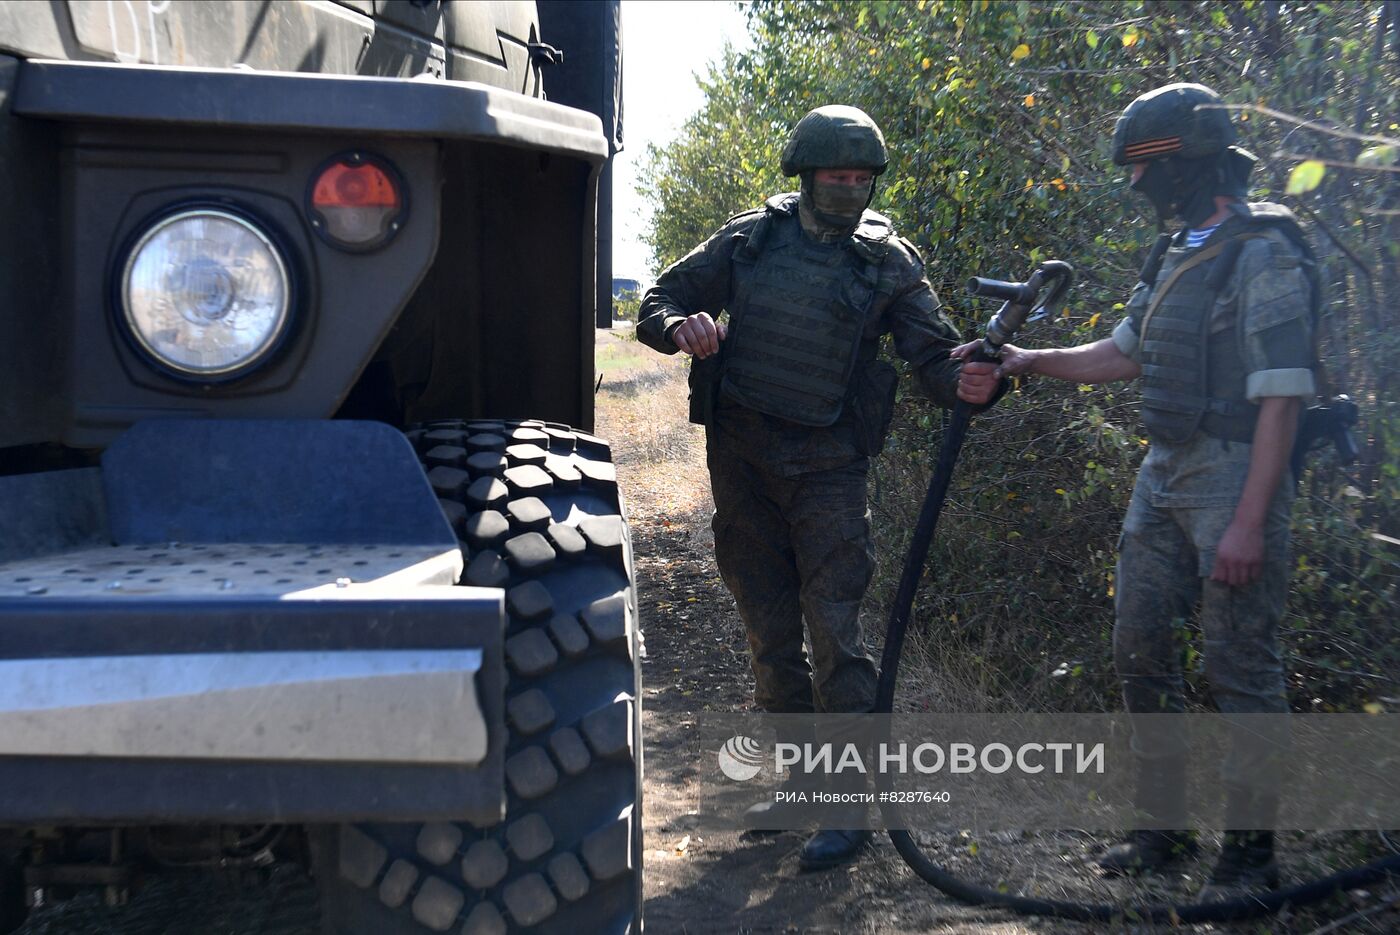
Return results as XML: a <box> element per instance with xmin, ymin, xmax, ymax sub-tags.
<box><xmin>613</xmin><ymin>0</ymin><xmax>751</xmax><ymax>283</ymax></box>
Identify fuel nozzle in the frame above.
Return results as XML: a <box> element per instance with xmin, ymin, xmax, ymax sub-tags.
<box><xmin>966</xmin><ymin>260</ymin><xmax>1074</xmax><ymax>359</ymax></box>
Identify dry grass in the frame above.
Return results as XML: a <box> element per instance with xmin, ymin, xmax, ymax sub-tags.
<box><xmin>594</xmin><ymin>329</ymin><xmax>715</xmax><ymax>554</ymax></box>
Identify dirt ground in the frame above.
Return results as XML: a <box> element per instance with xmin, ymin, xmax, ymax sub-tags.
<box><xmin>594</xmin><ymin>327</ymin><xmax>1400</xmax><ymax>935</ymax></box>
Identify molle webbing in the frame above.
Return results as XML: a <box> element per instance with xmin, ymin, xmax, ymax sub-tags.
<box><xmin>1138</xmin><ymin>234</ymin><xmax>1268</xmax><ymax>444</ymax></box>
<box><xmin>720</xmin><ymin>208</ymin><xmax>888</xmax><ymax>426</ymax></box>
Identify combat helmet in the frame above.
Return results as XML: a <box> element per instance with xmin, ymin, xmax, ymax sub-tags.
<box><xmin>1111</xmin><ymin>83</ymin><xmax>1236</xmax><ymax>166</ymax></box>
<box><xmin>780</xmin><ymin>105</ymin><xmax>889</xmax><ymax>177</ymax></box>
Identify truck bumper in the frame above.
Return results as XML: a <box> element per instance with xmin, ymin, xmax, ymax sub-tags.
<box><xmin>0</xmin><ymin>420</ymin><xmax>507</xmax><ymax>826</ymax></box>
<box><xmin>0</xmin><ymin>593</ymin><xmax>505</xmax><ymax>826</ymax></box>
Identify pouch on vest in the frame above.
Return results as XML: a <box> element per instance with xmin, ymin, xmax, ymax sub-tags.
<box><xmin>687</xmin><ymin>352</ymin><xmax>723</xmax><ymax>427</ymax></box>
<box><xmin>851</xmin><ymin>359</ymin><xmax>898</xmax><ymax>457</ymax></box>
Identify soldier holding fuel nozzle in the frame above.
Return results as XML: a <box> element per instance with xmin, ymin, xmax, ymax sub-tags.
<box><xmin>637</xmin><ymin>105</ymin><xmax>999</xmax><ymax>870</ymax></box>
<box><xmin>957</xmin><ymin>83</ymin><xmax>1320</xmax><ymax>902</ymax></box>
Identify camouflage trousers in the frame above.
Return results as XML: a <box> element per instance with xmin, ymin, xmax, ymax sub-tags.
<box><xmin>705</xmin><ymin>434</ymin><xmax>878</xmax><ymax>714</ymax></box>
<box><xmin>1114</xmin><ymin>438</ymin><xmax>1294</xmax><ymax>795</ymax></box>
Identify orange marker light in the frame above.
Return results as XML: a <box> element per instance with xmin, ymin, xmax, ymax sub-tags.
<box><xmin>307</xmin><ymin>153</ymin><xmax>406</xmax><ymax>251</ymax></box>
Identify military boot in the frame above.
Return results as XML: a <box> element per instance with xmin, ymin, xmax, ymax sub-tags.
<box><xmin>1198</xmin><ymin>832</ymin><xmax>1279</xmax><ymax>902</ymax></box>
<box><xmin>797</xmin><ymin>737</ymin><xmax>872</xmax><ymax>870</ymax></box>
<box><xmin>1198</xmin><ymin>787</ymin><xmax>1281</xmax><ymax>903</ymax></box>
<box><xmin>1098</xmin><ymin>829</ymin><xmax>1198</xmax><ymax>875</ymax></box>
<box><xmin>1098</xmin><ymin>756</ymin><xmax>1196</xmax><ymax>876</ymax></box>
<box><xmin>798</xmin><ymin>829</ymin><xmax>871</xmax><ymax>871</ymax></box>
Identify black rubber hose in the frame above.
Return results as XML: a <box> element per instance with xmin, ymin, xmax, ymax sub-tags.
<box><xmin>873</xmin><ymin>399</ymin><xmax>970</xmax><ymax>714</ymax></box>
<box><xmin>873</xmin><ymin>398</ymin><xmax>1400</xmax><ymax>922</ymax></box>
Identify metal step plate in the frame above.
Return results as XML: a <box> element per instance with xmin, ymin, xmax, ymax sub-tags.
<box><xmin>0</xmin><ymin>541</ymin><xmax>462</xmax><ymax>599</ymax></box>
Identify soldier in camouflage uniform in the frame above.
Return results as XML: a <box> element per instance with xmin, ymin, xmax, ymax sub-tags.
<box><xmin>637</xmin><ymin>105</ymin><xmax>976</xmax><ymax>870</ymax></box>
<box><xmin>958</xmin><ymin>84</ymin><xmax>1315</xmax><ymax>902</ymax></box>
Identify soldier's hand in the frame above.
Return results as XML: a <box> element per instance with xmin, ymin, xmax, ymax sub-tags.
<box><xmin>672</xmin><ymin>313</ymin><xmax>727</xmax><ymax>358</ymax></box>
<box><xmin>951</xmin><ymin>340</ymin><xmax>1037</xmax><ymax>377</ymax></box>
<box><xmin>956</xmin><ymin>361</ymin><xmax>1001</xmax><ymax>405</ymax></box>
<box><xmin>954</xmin><ymin>340</ymin><xmax>1036</xmax><ymax>405</ymax></box>
<box><xmin>1210</xmin><ymin>520</ymin><xmax>1264</xmax><ymax>587</ymax></box>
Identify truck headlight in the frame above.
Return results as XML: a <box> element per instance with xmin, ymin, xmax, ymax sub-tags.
<box><xmin>120</xmin><ymin>208</ymin><xmax>292</xmax><ymax>378</ymax></box>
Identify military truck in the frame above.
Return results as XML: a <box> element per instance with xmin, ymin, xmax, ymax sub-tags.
<box><xmin>0</xmin><ymin>1</ymin><xmax>638</xmax><ymax>933</ymax></box>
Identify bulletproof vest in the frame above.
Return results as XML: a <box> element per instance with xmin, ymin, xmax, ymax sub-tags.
<box><xmin>719</xmin><ymin>194</ymin><xmax>890</xmax><ymax>426</ymax></box>
<box><xmin>1138</xmin><ymin>204</ymin><xmax>1313</xmax><ymax>444</ymax></box>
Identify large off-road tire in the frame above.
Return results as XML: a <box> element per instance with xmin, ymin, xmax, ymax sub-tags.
<box><xmin>313</xmin><ymin>419</ymin><xmax>643</xmax><ymax>935</ymax></box>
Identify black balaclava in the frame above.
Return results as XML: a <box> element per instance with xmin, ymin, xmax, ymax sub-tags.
<box><xmin>798</xmin><ymin>170</ymin><xmax>875</xmax><ymax>241</ymax></box>
<box><xmin>1130</xmin><ymin>146</ymin><xmax>1256</xmax><ymax>229</ymax></box>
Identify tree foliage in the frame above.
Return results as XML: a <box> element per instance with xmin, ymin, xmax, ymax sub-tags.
<box><xmin>638</xmin><ymin>0</ymin><xmax>1400</xmax><ymax>712</ymax></box>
